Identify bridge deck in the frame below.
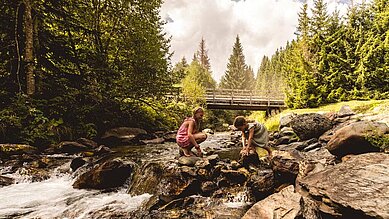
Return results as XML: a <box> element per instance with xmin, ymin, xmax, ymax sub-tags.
<box><xmin>205</xmin><ymin>89</ymin><xmax>286</xmax><ymax>111</ymax></box>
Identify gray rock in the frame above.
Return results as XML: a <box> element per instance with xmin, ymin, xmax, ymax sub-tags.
<box><xmin>291</xmin><ymin>113</ymin><xmax>333</xmax><ymax>140</ymax></box>
<box><xmin>271</xmin><ymin>150</ymin><xmax>302</xmax><ymax>182</ymax></box>
<box><xmin>73</xmin><ymin>158</ymin><xmax>133</xmax><ymax>189</ymax></box>
<box><xmin>242</xmin><ymin>185</ymin><xmax>301</xmax><ymax>219</ymax></box>
<box><xmin>302</xmin><ymin>142</ymin><xmax>322</xmax><ymax>152</ymax></box>
<box><xmin>70</xmin><ymin>157</ymin><xmax>86</xmax><ymax>172</ymax></box>
<box><xmin>128</xmin><ymin>162</ymin><xmax>165</xmax><ymax>195</ymax></box>
<box><xmin>279</xmin><ymin>113</ymin><xmax>296</xmax><ymax>129</ymax></box>
<box><xmin>163</xmin><ymin>131</ymin><xmax>177</xmax><ymax>142</ymax></box>
<box><xmin>76</xmin><ymin>138</ymin><xmax>98</xmax><ymax>148</ymax></box>
<box><xmin>180</xmin><ymin>166</ymin><xmax>197</xmax><ymax>177</ymax></box>
<box><xmin>279</xmin><ymin>127</ymin><xmax>296</xmax><ymax>137</ymax></box>
<box><xmin>101</xmin><ymin>127</ymin><xmax>148</xmax><ymax>146</ymax></box>
<box><xmin>178</xmin><ymin>156</ymin><xmax>202</xmax><ymax>167</ymax></box>
<box><xmin>326</xmin><ymin>121</ymin><xmax>389</xmax><ymax>157</ymax></box>
<box><xmin>57</xmin><ymin>141</ymin><xmax>88</xmax><ymax>154</ymax></box>
<box><xmin>298</xmin><ymin>153</ymin><xmax>389</xmax><ymax>219</ymax></box>
<box><xmin>195</xmin><ymin>159</ymin><xmax>211</xmax><ymax>169</ymax></box>
<box><xmin>337</xmin><ymin>105</ymin><xmax>355</xmax><ymax>117</ymax></box>
<box><xmin>246</xmin><ymin>169</ymin><xmax>275</xmax><ymax>200</ymax></box>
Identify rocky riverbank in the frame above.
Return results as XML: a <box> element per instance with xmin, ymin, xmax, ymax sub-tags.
<box><xmin>0</xmin><ymin>105</ymin><xmax>388</xmax><ymax>218</ymax></box>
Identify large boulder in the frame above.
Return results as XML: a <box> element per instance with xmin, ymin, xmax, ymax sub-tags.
<box><xmin>73</xmin><ymin>158</ymin><xmax>134</xmax><ymax>189</ymax></box>
<box><xmin>297</xmin><ymin>148</ymin><xmax>336</xmax><ymax>179</ymax></box>
<box><xmin>326</xmin><ymin>121</ymin><xmax>389</xmax><ymax>157</ymax></box>
<box><xmin>246</xmin><ymin>169</ymin><xmax>275</xmax><ymax>200</ymax></box>
<box><xmin>242</xmin><ymin>185</ymin><xmax>301</xmax><ymax>219</ymax></box>
<box><xmin>291</xmin><ymin>113</ymin><xmax>333</xmax><ymax>140</ymax></box>
<box><xmin>128</xmin><ymin>162</ymin><xmax>165</xmax><ymax>195</ymax></box>
<box><xmin>100</xmin><ymin>127</ymin><xmax>150</xmax><ymax>146</ymax></box>
<box><xmin>298</xmin><ymin>153</ymin><xmax>389</xmax><ymax>219</ymax></box>
<box><xmin>271</xmin><ymin>150</ymin><xmax>303</xmax><ymax>184</ymax></box>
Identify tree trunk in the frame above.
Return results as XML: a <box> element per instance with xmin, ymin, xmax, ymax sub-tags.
<box><xmin>24</xmin><ymin>0</ymin><xmax>35</xmax><ymax>96</ymax></box>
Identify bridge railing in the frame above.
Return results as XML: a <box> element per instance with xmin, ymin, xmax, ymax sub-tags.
<box><xmin>205</xmin><ymin>89</ymin><xmax>285</xmax><ymax>100</ymax></box>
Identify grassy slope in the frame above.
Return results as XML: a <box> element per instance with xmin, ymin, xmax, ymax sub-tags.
<box><xmin>250</xmin><ymin>99</ymin><xmax>389</xmax><ymax>132</ymax></box>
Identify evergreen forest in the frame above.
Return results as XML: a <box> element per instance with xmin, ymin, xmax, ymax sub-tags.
<box><xmin>1</xmin><ymin>0</ymin><xmax>388</xmax><ymax>146</ymax></box>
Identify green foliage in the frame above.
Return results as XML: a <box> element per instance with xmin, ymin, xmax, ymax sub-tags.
<box><xmin>0</xmin><ymin>95</ymin><xmax>69</xmax><ymax>146</ymax></box>
<box><xmin>256</xmin><ymin>51</ymin><xmax>285</xmax><ymax>98</ymax></box>
<box><xmin>181</xmin><ymin>64</ymin><xmax>206</xmax><ymax>107</ymax></box>
<box><xmin>171</xmin><ymin>57</ymin><xmax>189</xmax><ymax>84</ymax></box>
<box><xmin>0</xmin><ymin>0</ymin><xmax>177</xmax><ymax>146</ymax></box>
<box><xmin>248</xmin><ymin>111</ymin><xmax>279</xmax><ymax>132</ymax></box>
<box><xmin>276</xmin><ymin>0</ymin><xmax>388</xmax><ymax>109</ymax></box>
<box><xmin>205</xmin><ymin>110</ymin><xmax>234</xmax><ymax>131</ymax></box>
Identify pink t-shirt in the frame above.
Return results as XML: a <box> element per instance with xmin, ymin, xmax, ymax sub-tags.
<box><xmin>176</xmin><ymin>117</ymin><xmax>195</xmax><ymax>148</ymax></box>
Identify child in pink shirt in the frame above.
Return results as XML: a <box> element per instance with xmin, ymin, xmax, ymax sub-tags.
<box><xmin>176</xmin><ymin>107</ymin><xmax>207</xmax><ymax>157</ymax></box>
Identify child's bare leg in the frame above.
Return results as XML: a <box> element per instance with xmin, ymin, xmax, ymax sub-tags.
<box><xmin>194</xmin><ymin>132</ymin><xmax>207</xmax><ymax>144</ymax></box>
<box><xmin>264</xmin><ymin>146</ymin><xmax>272</xmax><ymax>157</ymax></box>
<box><xmin>181</xmin><ymin>147</ymin><xmax>195</xmax><ymax>157</ymax></box>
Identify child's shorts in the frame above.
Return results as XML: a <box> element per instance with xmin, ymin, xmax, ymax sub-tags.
<box><xmin>177</xmin><ymin>137</ymin><xmax>191</xmax><ymax>148</ymax></box>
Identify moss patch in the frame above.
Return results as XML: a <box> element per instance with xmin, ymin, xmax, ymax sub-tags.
<box><xmin>366</xmin><ymin>134</ymin><xmax>389</xmax><ymax>150</ymax></box>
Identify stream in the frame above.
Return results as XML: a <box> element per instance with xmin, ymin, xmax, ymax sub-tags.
<box><xmin>0</xmin><ymin>132</ymin><xmax>250</xmax><ymax>218</ymax></box>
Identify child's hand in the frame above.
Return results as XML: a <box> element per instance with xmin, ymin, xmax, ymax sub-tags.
<box><xmin>240</xmin><ymin>148</ymin><xmax>249</xmax><ymax>156</ymax></box>
<box><xmin>196</xmin><ymin>147</ymin><xmax>203</xmax><ymax>157</ymax></box>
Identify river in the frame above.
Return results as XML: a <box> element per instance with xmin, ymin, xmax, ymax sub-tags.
<box><xmin>0</xmin><ymin>132</ymin><xmax>249</xmax><ymax>218</ymax></box>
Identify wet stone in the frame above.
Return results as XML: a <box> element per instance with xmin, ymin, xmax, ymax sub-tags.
<box><xmin>177</xmin><ymin>156</ymin><xmax>202</xmax><ymax>167</ymax></box>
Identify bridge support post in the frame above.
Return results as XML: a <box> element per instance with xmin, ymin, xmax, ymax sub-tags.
<box><xmin>266</xmin><ymin>108</ymin><xmax>281</xmax><ymax>117</ymax></box>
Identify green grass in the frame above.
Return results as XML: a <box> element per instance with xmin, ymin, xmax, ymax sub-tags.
<box><xmin>250</xmin><ymin>99</ymin><xmax>389</xmax><ymax>131</ymax></box>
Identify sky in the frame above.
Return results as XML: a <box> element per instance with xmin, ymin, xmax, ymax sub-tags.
<box><xmin>160</xmin><ymin>0</ymin><xmax>366</xmax><ymax>82</ymax></box>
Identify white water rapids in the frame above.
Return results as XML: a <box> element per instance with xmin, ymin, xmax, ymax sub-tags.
<box><xmin>0</xmin><ymin>173</ymin><xmax>151</xmax><ymax>219</ymax></box>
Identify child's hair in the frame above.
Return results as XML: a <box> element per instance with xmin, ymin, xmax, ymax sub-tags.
<box><xmin>192</xmin><ymin>107</ymin><xmax>204</xmax><ymax>132</ymax></box>
<box><xmin>233</xmin><ymin>116</ymin><xmax>246</xmax><ymax>127</ymax></box>
<box><xmin>192</xmin><ymin>107</ymin><xmax>204</xmax><ymax>116</ymax></box>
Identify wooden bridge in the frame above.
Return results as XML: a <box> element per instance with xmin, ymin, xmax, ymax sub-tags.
<box><xmin>205</xmin><ymin>89</ymin><xmax>286</xmax><ymax>112</ymax></box>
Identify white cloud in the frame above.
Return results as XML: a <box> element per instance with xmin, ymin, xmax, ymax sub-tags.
<box><xmin>160</xmin><ymin>0</ymin><xmax>366</xmax><ymax>82</ymax></box>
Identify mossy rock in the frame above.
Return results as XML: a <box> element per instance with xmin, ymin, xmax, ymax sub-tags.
<box><xmin>0</xmin><ymin>144</ymin><xmax>38</xmax><ymax>158</ymax></box>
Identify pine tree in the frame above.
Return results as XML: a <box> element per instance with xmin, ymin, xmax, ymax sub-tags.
<box><xmin>296</xmin><ymin>3</ymin><xmax>310</xmax><ymax>39</ymax></box>
<box><xmin>219</xmin><ymin>35</ymin><xmax>249</xmax><ymax>90</ymax></box>
<box><xmin>256</xmin><ymin>56</ymin><xmax>271</xmax><ymax>94</ymax></box>
<box><xmin>269</xmin><ymin>50</ymin><xmax>285</xmax><ymax>98</ymax></box>
<box><xmin>195</xmin><ymin>38</ymin><xmax>212</xmax><ymax>72</ymax></box>
<box><xmin>355</xmin><ymin>0</ymin><xmax>389</xmax><ymax>98</ymax></box>
<box><xmin>245</xmin><ymin>65</ymin><xmax>255</xmax><ymax>90</ymax></box>
<box><xmin>192</xmin><ymin>38</ymin><xmax>216</xmax><ymax>89</ymax></box>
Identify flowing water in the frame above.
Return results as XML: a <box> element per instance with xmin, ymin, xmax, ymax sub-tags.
<box><xmin>0</xmin><ymin>164</ymin><xmax>151</xmax><ymax>218</ymax></box>
<box><xmin>0</xmin><ymin>132</ymin><xmax>249</xmax><ymax>218</ymax></box>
